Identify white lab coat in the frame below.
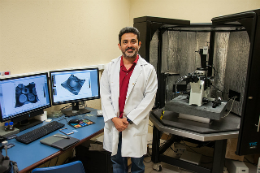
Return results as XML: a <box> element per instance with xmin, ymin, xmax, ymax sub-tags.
<box><xmin>100</xmin><ymin>55</ymin><xmax>158</xmax><ymax>157</ymax></box>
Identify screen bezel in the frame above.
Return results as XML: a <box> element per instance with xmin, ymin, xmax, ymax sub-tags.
<box><xmin>0</xmin><ymin>72</ymin><xmax>51</xmax><ymax>122</ymax></box>
<box><xmin>49</xmin><ymin>68</ymin><xmax>100</xmax><ymax>106</ymax></box>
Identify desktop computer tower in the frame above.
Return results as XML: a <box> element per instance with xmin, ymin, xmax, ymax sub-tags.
<box><xmin>75</xmin><ymin>141</ymin><xmax>112</xmax><ymax>173</ymax></box>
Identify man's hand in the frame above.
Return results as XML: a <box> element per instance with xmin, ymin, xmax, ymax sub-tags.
<box><xmin>112</xmin><ymin>117</ymin><xmax>129</xmax><ymax>132</ymax></box>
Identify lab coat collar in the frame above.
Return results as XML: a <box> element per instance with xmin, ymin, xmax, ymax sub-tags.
<box><xmin>111</xmin><ymin>54</ymin><xmax>148</xmax><ymax>66</ymax></box>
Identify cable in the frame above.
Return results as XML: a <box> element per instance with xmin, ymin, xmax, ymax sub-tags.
<box><xmin>60</xmin><ymin>104</ymin><xmax>71</xmax><ymax>110</ymax></box>
<box><xmin>63</xmin><ymin>157</ymin><xmax>70</xmax><ymax>164</ymax></box>
<box><xmin>42</xmin><ymin>161</ymin><xmax>47</xmax><ymax>167</ymax></box>
<box><xmin>211</xmin><ymin>84</ymin><xmax>224</xmax><ymax>93</ymax></box>
<box><xmin>207</xmin><ymin>64</ymin><xmax>219</xmax><ymax>77</ymax></box>
<box><xmin>244</xmin><ymin>157</ymin><xmax>257</xmax><ymax>166</ymax></box>
<box><xmin>55</xmin><ymin>156</ymin><xmax>60</xmax><ymax>166</ymax></box>
<box><xmin>57</xmin><ymin>116</ymin><xmax>69</xmax><ymax>123</ymax></box>
<box><xmin>48</xmin><ymin>159</ymin><xmax>52</xmax><ymax>167</ymax></box>
<box><xmin>222</xmin><ymin>96</ymin><xmax>237</xmax><ymax>119</ymax></box>
<box><xmin>170</xmin><ymin>146</ymin><xmax>177</xmax><ymax>152</ymax></box>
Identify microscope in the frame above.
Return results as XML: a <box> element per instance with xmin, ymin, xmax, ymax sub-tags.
<box><xmin>186</xmin><ymin>67</ymin><xmax>213</xmax><ymax>106</ymax></box>
<box><xmin>165</xmin><ymin>46</ymin><xmax>228</xmax><ymax>122</ymax></box>
<box><xmin>175</xmin><ymin>46</ymin><xmax>221</xmax><ymax>108</ymax></box>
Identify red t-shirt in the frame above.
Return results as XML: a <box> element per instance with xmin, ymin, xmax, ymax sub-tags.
<box><xmin>119</xmin><ymin>55</ymin><xmax>139</xmax><ymax>118</ymax></box>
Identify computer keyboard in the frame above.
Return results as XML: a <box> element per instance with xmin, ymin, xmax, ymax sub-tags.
<box><xmin>16</xmin><ymin>121</ymin><xmax>65</xmax><ymax>144</ymax></box>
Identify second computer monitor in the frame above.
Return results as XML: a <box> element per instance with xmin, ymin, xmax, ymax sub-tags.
<box><xmin>50</xmin><ymin>68</ymin><xmax>100</xmax><ymax>116</ymax></box>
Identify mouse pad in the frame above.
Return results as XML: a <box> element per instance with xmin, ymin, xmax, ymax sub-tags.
<box><xmin>69</xmin><ymin>118</ymin><xmax>95</xmax><ymax>128</ymax></box>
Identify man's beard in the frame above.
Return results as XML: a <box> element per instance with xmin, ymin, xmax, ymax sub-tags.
<box><xmin>122</xmin><ymin>47</ymin><xmax>139</xmax><ymax>59</ymax></box>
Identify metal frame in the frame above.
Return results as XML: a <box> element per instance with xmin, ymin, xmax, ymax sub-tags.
<box><xmin>212</xmin><ymin>9</ymin><xmax>260</xmax><ymax>155</ymax></box>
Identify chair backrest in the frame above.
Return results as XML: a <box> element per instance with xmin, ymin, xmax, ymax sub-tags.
<box><xmin>31</xmin><ymin>160</ymin><xmax>85</xmax><ymax>173</ymax></box>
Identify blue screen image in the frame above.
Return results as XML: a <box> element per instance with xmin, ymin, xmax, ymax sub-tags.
<box><xmin>0</xmin><ymin>74</ymin><xmax>50</xmax><ymax>121</ymax></box>
<box><xmin>50</xmin><ymin>68</ymin><xmax>100</xmax><ymax>104</ymax></box>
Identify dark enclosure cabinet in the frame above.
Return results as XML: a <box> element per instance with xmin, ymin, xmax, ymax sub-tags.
<box><xmin>134</xmin><ymin>9</ymin><xmax>260</xmax><ymax>156</ymax></box>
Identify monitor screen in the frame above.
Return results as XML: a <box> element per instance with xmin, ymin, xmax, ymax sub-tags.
<box><xmin>50</xmin><ymin>68</ymin><xmax>100</xmax><ymax>105</ymax></box>
<box><xmin>0</xmin><ymin>73</ymin><xmax>51</xmax><ymax>122</ymax></box>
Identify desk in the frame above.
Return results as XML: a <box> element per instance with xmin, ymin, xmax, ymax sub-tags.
<box><xmin>150</xmin><ymin>110</ymin><xmax>239</xmax><ymax>173</ymax></box>
<box><xmin>4</xmin><ymin>108</ymin><xmax>104</xmax><ymax>173</ymax></box>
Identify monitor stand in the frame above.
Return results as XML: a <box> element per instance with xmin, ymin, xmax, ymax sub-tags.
<box><xmin>14</xmin><ymin>119</ymin><xmax>43</xmax><ymax>132</ymax></box>
<box><xmin>13</xmin><ymin>109</ymin><xmax>44</xmax><ymax>131</ymax></box>
<box><xmin>61</xmin><ymin>102</ymin><xmax>91</xmax><ymax>117</ymax></box>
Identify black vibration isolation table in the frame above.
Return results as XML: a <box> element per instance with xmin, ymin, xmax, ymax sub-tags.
<box><xmin>3</xmin><ymin>108</ymin><xmax>104</xmax><ymax>173</ymax></box>
<box><xmin>150</xmin><ymin>109</ymin><xmax>240</xmax><ymax>173</ymax></box>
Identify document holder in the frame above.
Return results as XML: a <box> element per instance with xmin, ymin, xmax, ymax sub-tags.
<box><xmin>40</xmin><ymin>133</ymin><xmax>79</xmax><ymax>150</ymax></box>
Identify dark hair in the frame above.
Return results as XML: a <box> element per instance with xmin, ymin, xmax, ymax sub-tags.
<box><xmin>119</xmin><ymin>27</ymin><xmax>140</xmax><ymax>44</ymax></box>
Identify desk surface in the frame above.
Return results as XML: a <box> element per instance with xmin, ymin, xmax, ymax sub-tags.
<box><xmin>150</xmin><ymin>112</ymin><xmax>239</xmax><ymax>141</ymax></box>
<box><xmin>5</xmin><ymin>108</ymin><xmax>104</xmax><ymax>173</ymax></box>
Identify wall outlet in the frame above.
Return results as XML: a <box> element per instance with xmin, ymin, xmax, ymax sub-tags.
<box><xmin>0</xmin><ymin>71</ymin><xmax>11</xmax><ymax>76</ymax></box>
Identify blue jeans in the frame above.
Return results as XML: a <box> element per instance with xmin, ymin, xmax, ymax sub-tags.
<box><xmin>111</xmin><ymin>132</ymin><xmax>145</xmax><ymax>173</ymax></box>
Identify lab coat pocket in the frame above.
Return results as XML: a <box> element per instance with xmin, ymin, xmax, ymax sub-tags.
<box><xmin>133</xmin><ymin>133</ymin><xmax>147</xmax><ymax>156</ymax></box>
<box><xmin>104</xmin><ymin>121</ymin><xmax>113</xmax><ymax>144</ymax></box>
<box><xmin>135</xmin><ymin>118</ymin><xmax>148</xmax><ymax>135</ymax></box>
<box><xmin>133</xmin><ymin>120</ymin><xmax>148</xmax><ymax>154</ymax></box>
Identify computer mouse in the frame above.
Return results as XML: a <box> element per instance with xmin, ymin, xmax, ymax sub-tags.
<box><xmin>68</xmin><ymin>119</ymin><xmax>80</xmax><ymax>124</ymax></box>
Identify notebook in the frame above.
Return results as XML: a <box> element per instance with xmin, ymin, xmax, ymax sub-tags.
<box><xmin>40</xmin><ymin>133</ymin><xmax>79</xmax><ymax>150</ymax></box>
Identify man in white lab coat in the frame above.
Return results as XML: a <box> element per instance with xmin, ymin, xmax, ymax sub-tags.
<box><xmin>100</xmin><ymin>27</ymin><xmax>158</xmax><ymax>173</ymax></box>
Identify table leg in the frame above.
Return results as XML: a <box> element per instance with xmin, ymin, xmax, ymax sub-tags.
<box><xmin>212</xmin><ymin>139</ymin><xmax>227</xmax><ymax>173</ymax></box>
<box><xmin>151</xmin><ymin>126</ymin><xmax>161</xmax><ymax>163</ymax></box>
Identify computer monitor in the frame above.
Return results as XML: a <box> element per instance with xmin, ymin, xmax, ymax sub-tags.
<box><xmin>0</xmin><ymin>73</ymin><xmax>51</xmax><ymax>123</ymax></box>
<box><xmin>49</xmin><ymin>68</ymin><xmax>100</xmax><ymax>117</ymax></box>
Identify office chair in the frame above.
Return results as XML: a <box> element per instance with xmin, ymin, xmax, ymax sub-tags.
<box><xmin>31</xmin><ymin>160</ymin><xmax>86</xmax><ymax>173</ymax></box>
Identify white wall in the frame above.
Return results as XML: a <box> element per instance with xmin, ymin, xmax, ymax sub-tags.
<box><xmin>0</xmin><ymin>0</ymin><xmax>131</xmax><ymax>114</ymax></box>
<box><xmin>0</xmin><ymin>0</ymin><xmax>130</xmax><ymax>75</ymax></box>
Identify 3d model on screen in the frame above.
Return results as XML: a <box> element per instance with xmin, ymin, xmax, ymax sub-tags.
<box><xmin>61</xmin><ymin>74</ymin><xmax>85</xmax><ymax>95</ymax></box>
<box><xmin>15</xmin><ymin>82</ymin><xmax>39</xmax><ymax>107</ymax></box>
